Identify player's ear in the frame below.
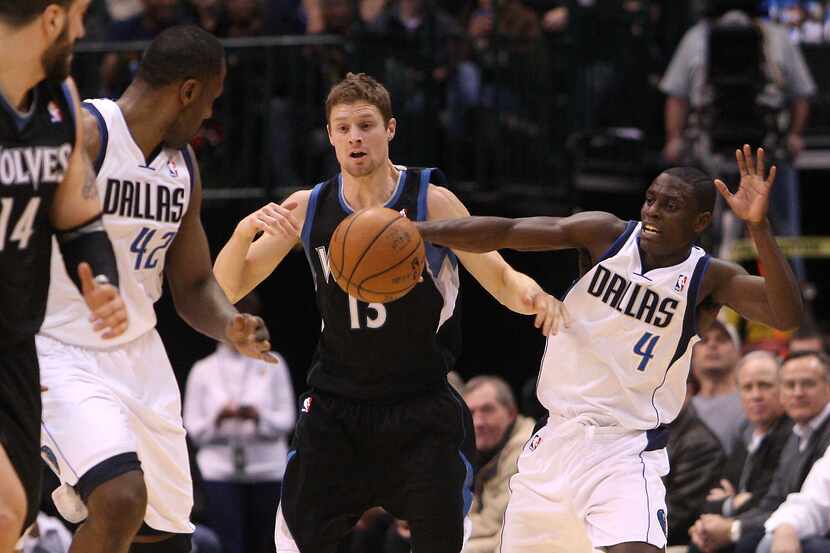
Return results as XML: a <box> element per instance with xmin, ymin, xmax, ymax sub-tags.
<box><xmin>386</xmin><ymin>117</ymin><xmax>396</xmax><ymax>142</ymax></box>
<box><xmin>326</xmin><ymin>123</ymin><xmax>335</xmax><ymax>146</ymax></box>
<box><xmin>694</xmin><ymin>210</ymin><xmax>712</xmax><ymax>234</ymax></box>
<box><xmin>180</xmin><ymin>79</ymin><xmax>202</xmax><ymax>107</ymax></box>
<box><xmin>41</xmin><ymin>4</ymin><xmax>67</xmax><ymax>42</ymax></box>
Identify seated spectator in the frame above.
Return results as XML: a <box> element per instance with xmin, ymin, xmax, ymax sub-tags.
<box><xmin>760</xmin><ymin>445</ymin><xmax>830</xmax><ymax>553</ymax></box>
<box><xmin>689</xmin><ymin>351</ymin><xmax>830</xmax><ymax>553</ymax></box>
<box><xmin>183</xmin><ymin>293</ymin><xmax>296</xmax><ymax>553</ymax></box>
<box><xmin>703</xmin><ymin>352</ymin><xmax>791</xmax><ymax>520</ymax></box>
<box><xmin>692</xmin><ymin>319</ymin><xmax>747</xmax><ymax>455</ymax></box>
<box><xmin>462</xmin><ymin>376</ymin><xmax>535</xmax><ymax>553</ymax></box>
<box><xmin>788</xmin><ymin>323</ymin><xmax>829</xmax><ymax>355</ymax></box>
<box><xmin>665</xmin><ymin>376</ymin><xmax>726</xmax><ymax>546</ymax></box>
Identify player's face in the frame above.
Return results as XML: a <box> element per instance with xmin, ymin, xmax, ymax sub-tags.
<box><xmin>738</xmin><ymin>359</ymin><xmax>782</xmax><ymax>427</ymax></box>
<box><xmin>41</xmin><ymin>0</ymin><xmax>91</xmax><ymax>82</ymax></box>
<box><xmin>639</xmin><ymin>174</ymin><xmax>703</xmax><ymax>257</ymax></box>
<box><xmin>327</xmin><ymin>102</ymin><xmax>395</xmax><ymax>178</ymax></box>
<box><xmin>165</xmin><ymin>61</ymin><xmax>226</xmax><ymax>149</ymax></box>
<box><xmin>780</xmin><ymin>357</ymin><xmax>830</xmax><ymax>424</ymax></box>
<box><xmin>464</xmin><ymin>383</ymin><xmax>516</xmax><ymax>453</ymax></box>
<box><xmin>692</xmin><ymin>326</ymin><xmax>739</xmax><ymax>375</ymax></box>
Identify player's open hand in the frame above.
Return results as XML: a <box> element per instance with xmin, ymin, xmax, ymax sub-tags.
<box><xmin>715</xmin><ymin>144</ymin><xmax>776</xmax><ymax>227</ymax></box>
<box><xmin>79</xmin><ymin>262</ymin><xmax>128</xmax><ymax>339</ymax></box>
<box><xmin>237</xmin><ymin>200</ymin><xmax>299</xmax><ymax>242</ymax></box>
<box><xmin>524</xmin><ymin>292</ymin><xmax>571</xmax><ymax>337</ymax></box>
<box><xmin>226</xmin><ymin>313</ymin><xmax>278</xmax><ymax>363</ymax></box>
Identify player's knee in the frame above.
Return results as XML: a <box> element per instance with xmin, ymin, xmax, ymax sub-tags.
<box><xmin>87</xmin><ymin>471</ymin><xmax>147</xmax><ymax>531</ymax></box>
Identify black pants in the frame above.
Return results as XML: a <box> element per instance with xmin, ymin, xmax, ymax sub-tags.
<box><xmin>0</xmin><ymin>337</ymin><xmax>42</xmax><ymax>530</ymax></box>
<box><xmin>281</xmin><ymin>385</ymin><xmax>476</xmax><ymax>553</ymax></box>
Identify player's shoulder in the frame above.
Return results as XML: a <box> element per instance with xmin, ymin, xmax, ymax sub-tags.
<box><xmin>424</xmin><ymin>183</ymin><xmax>465</xmax><ymax>219</ymax></box>
<box><xmin>78</xmin><ymin>102</ymin><xmax>102</xmax><ymax>163</ymax></box>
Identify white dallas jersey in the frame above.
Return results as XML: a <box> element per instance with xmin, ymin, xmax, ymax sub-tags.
<box><xmin>538</xmin><ymin>221</ymin><xmax>710</xmax><ymax>430</ymax></box>
<box><xmin>41</xmin><ymin>98</ymin><xmax>192</xmax><ymax>348</ymax></box>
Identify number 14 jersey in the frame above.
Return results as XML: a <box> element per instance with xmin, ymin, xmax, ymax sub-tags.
<box><xmin>538</xmin><ymin>221</ymin><xmax>710</xmax><ymax>431</ymax></box>
<box><xmin>41</xmin><ymin>98</ymin><xmax>192</xmax><ymax>348</ymax></box>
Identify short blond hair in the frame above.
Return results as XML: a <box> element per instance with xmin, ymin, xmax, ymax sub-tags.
<box><xmin>325</xmin><ymin>72</ymin><xmax>392</xmax><ymax>124</ymax></box>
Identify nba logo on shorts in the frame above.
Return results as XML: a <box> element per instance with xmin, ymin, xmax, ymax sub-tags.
<box><xmin>528</xmin><ymin>434</ymin><xmax>542</xmax><ymax>452</ymax></box>
<box><xmin>674</xmin><ymin>274</ymin><xmax>688</xmax><ymax>293</ymax></box>
<box><xmin>167</xmin><ymin>159</ymin><xmax>179</xmax><ymax>177</ymax></box>
<box><xmin>301</xmin><ymin>397</ymin><xmax>313</xmax><ymax>413</ymax></box>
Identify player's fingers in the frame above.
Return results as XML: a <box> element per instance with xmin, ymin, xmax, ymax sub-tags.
<box><xmin>261</xmin><ymin>351</ymin><xmax>279</xmax><ymax>364</ymax></box>
<box><xmin>713</xmin><ymin>179</ymin><xmax>732</xmax><ymax>201</ymax></box>
<box><xmin>545</xmin><ymin>308</ymin><xmax>556</xmax><ymax>337</ymax></box>
<box><xmin>743</xmin><ymin>144</ymin><xmax>754</xmax><ymax>174</ymax></box>
<box><xmin>102</xmin><ymin>320</ymin><xmax>129</xmax><ymax>339</ymax></box>
<box><xmin>254</xmin><ymin>218</ymin><xmax>278</xmax><ymax>236</ymax></box>
<box><xmin>756</xmin><ymin>146</ymin><xmax>765</xmax><ymax>176</ymax></box>
<box><xmin>767</xmin><ymin>164</ymin><xmax>777</xmax><ymax>187</ymax></box>
<box><xmin>735</xmin><ymin>148</ymin><xmax>747</xmax><ymax>175</ymax></box>
<box><xmin>281</xmin><ymin>200</ymin><xmax>299</xmax><ymax>211</ymax></box>
<box><xmin>41</xmin><ymin>385</ymin><xmax>48</xmax><ymax>393</ymax></box>
<box><xmin>78</xmin><ymin>262</ymin><xmax>96</xmax><ymax>296</ymax></box>
<box><xmin>561</xmin><ymin>303</ymin><xmax>572</xmax><ymax>328</ymax></box>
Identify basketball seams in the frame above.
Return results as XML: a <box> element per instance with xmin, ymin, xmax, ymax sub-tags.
<box><xmin>331</xmin><ymin>208</ymin><xmax>368</xmax><ymax>285</ymax></box>
<box><xmin>345</xmin><ymin>215</ymin><xmax>408</xmax><ymax>292</ymax></box>
<box><xmin>356</xmin><ymin>237</ymin><xmax>424</xmax><ymax>296</ymax></box>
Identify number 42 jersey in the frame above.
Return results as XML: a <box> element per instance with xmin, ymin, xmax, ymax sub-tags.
<box><xmin>537</xmin><ymin>221</ymin><xmax>710</xmax><ymax>431</ymax></box>
<box><xmin>41</xmin><ymin>98</ymin><xmax>193</xmax><ymax>348</ymax></box>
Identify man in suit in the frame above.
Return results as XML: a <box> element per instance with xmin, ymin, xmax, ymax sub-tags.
<box><xmin>703</xmin><ymin>351</ymin><xmax>792</xmax><ymax>519</ymax></box>
<box><xmin>690</xmin><ymin>350</ymin><xmax>830</xmax><ymax>553</ymax></box>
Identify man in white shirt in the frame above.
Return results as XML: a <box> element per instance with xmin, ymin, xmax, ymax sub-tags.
<box><xmin>184</xmin><ymin>294</ymin><xmax>296</xmax><ymax>553</ymax></box>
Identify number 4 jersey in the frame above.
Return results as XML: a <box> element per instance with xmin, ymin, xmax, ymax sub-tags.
<box><xmin>41</xmin><ymin>98</ymin><xmax>192</xmax><ymax>348</ymax></box>
<box><xmin>538</xmin><ymin>221</ymin><xmax>710</xmax><ymax>431</ymax></box>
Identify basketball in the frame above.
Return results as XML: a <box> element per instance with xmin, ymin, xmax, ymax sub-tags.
<box><xmin>329</xmin><ymin>206</ymin><xmax>426</xmax><ymax>303</ymax></box>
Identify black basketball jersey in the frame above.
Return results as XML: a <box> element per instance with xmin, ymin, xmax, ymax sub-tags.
<box><xmin>0</xmin><ymin>80</ymin><xmax>76</xmax><ymax>349</ymax></box>
<box><xmin>301</xmin><ymin>168</ymin><xmax>462</xmax><ymax>400</ymax></box>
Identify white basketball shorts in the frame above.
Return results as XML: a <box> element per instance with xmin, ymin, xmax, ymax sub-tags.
<box><xmin>36</xmin><ymin>331</ymin><xmax>194</xmax><ymax>534</ymax></box>
<box><xmin>499</xmin><ymin>413</ymin><xmax>670</xmax><ymax>553</ymax></box>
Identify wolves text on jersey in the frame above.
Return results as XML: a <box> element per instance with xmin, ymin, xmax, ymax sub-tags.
<box><xmin>587</xmin><ymin>264</ymin><xmax>679</xmax><ymax>328</ymax></box>
<box><xmin>0</xmin><ymin>144</ymin><xmax>72</xmax><ymax>189</ymax></box>
<box><xmin>102</xmin><ymin>177</ymin><xmax>185</xmax><ymax>223</ymax></box>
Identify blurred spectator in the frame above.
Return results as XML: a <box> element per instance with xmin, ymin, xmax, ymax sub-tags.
<box><xmin>659</xmin><ymin>0</ymin><xmax>816</xmax><ymax>281</ymax></box>
<box><xmin>222</xmin><ymin>0</ymin><xmax>265</xmax><ymax>37</ymax></box>
<box><xmin>184</xmin><ymin>0</ymin><xmax>223</xmax><ymax>34</ymax></box>
<box><xmin>101</xmin><ymin>0</ymin><xmax>191</xmax><ymax>96</ymax></box>
<box><xmin>14</xmin><ymin>513</ymin><xmax>72</xmax><ymax>553</ymax></box>
<box><xmin>691</xmin><ymin>320</ymin><xmax>747</xmax><ymax>455</ymax></box>
<box><xmin>788</xmin><ymin>322</ymin><xmax>830</xmax><ymax>355</ymax></box>
<box><xmin>462</xmin><ymin>376</ymin><xmax>535</xmax><ymax>553</ymax></box>
<box><xmin>183</xmin><ymin>294</ymin><xmax>296</xmax><ymax>553</ymax></box>
<box><xmin>664</xmin><ymin>376</ymin><xmax>726</xmax><ymax>546</ymax></box>
<box><xmin>759</xmin><ymin>444</ymin><xmax>830</xmax><ymax>553</ymax></box>
<box><xmin>689</xmin><ymin>351</ymin><xmax>830</xmax><ymax>553</ymax></box>
<box><xmin>107</xmin><ymin>0</ymin><xmax>144</xmax><ymax>21</ymax></box>
<box><xmin>703</xmin><ymin>352</ymin><xmax>791</xmax><ymax>520</ymax></box>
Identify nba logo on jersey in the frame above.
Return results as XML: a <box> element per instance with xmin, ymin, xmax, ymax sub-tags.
<box><xmin>528</xmin><ymin>434</ymin><xmax>542</xmax><ymax>452</ymax></box>
<box><xmin>674</xmin><ymin>274</ymin><xmax>688</xmax><ymax>293</ymax></box>
<box><xmin>167</xmin><ymin>158</ymin><xmax>179</xmax><ymax>177</ymax></box>
<box><xmin>47</xmin><ymin>101</ymin><xmax>62</xmax><ymax>123</ymax></box>
<box><xmin>301</xmin><ymin>397</ymin><xmax>313</xmax><ymax>413</ymax></box>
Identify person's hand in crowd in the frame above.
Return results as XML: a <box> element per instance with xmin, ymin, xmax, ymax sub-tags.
<box><xmin>771</xmin><ymin>524</ymin><xmax>802</xmax><ymax>553</ymax></box>
<box><xmin>707</xmin><ymin>479</ymin><xmax>736</xmax><ymax>502</ymax></box>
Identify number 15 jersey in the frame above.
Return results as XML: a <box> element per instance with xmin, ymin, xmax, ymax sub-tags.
<box><xmin>40</xmin><ymin>98</ymin><xmax>193</xmax><ymax>348</ymax></box>
<box><xmin>538</xmin><ymin>221</ymin><xmax>710</xmax><ymax>431</ymax></box>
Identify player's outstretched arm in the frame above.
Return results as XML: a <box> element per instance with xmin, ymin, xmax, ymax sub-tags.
<box><xmin>707</xmin><ymin>145</ymin><xmax>803</xmax><ymax>331</ymax></box>
<box><xmin>50</xmin><ymin>78</ymin><xmax>127</xmax><ymax>338</ymax></box>
<box><xmin>415</xmin><ymin>202</ymin><xmax>622</xmax><ymax>256</ymax></box>
<box><xmin>424</xmin><ymin>185</ymin><xmax>570</xmax><ymax>336</ymax></box>
<box><xmin>166</xmin><ymin>146</ymin><xmax>276</xmax><ymax>362</ymax></box>
<box><xmin>213</xmin><ymin>191</ymin><xmax>309</xmax><ymax>303</ymax></box>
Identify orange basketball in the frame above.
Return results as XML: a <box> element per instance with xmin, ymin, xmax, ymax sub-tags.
<box><xmin>329</xmin><ymin>206</ymin><xmax>426</xmax><ymax>304</ymax></box>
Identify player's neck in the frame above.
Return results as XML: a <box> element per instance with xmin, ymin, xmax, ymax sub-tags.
<box><xmin>117</xmin><ymin>83</ymin><xmax>170</xmax><ymax>160</ymax></box>
<box><xmin>639</xmin><ymin>244</ymin><xmax>693</xmax><ymax>273</ymax></box>
<box><xmin>340</xmin><ymin>161</ymin><xmax>400</xmax><ymax>210</ymax></box>
<box><xmin>697</xmin><ymin>373</ymin><xmax>737</xmax><ymax>397</ymax></box>
<box><xmin>0</xmin><ymin>30</ymin><xmax>45</xmax><ymax>110</ymax></box>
